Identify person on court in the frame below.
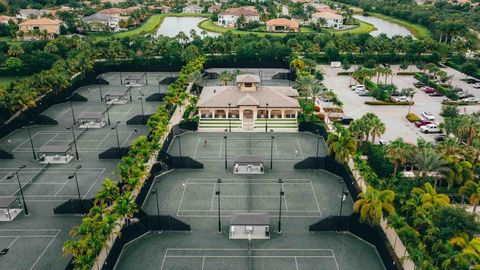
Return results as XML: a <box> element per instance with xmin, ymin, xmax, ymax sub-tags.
<box><xmin>204</xmin><ymin>139</ymin><xmax>208</xmax><ymax>147</ymax></box>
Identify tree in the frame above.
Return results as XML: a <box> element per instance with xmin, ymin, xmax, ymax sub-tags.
<box><xmin>440</xmin><ymin>105</ymin><xmax>459</xmax><ymax>118</ymax></box>
<box><xmin>385</xmin><ymin>138</ymin><xmax>413</xmax><ymax>176</ymax></box>
<box><xmin>414</xmin><ymin>146</ymin><xmax>450</xmax><ymax>188</ymax></box>
<box><xmin>353</xmin><ymin>186</ymin><xmax>395</xmax><ymax>226</ymax></box>
<box><xmin>411</xmin><ymin>182</ymin><xmax>450</xmax><ymax>209</ymax></box>
<box><xmin>7</xmin><ymin>44</ymin><xmax>23</xmax><ymax>57</ymax></box>
<box><xmin>446</xmin><ymin>235</ymin><xmax>480</xmax><ymax>269</ymax></box>
<box><xmin>4</xmin><ymin>57</ymin><xmax>23</xmax><ymax>73</ymax></box>
<box><xmin>188</xmin><ymin>70</ymin><xmax>205</xmax><ymax>94</ymax></box>
<box><xmin>459</xmin><ymin>62</ymin><xmax>478</xmax><ymax>79</ymax></box>
<box><xmin>293</xmin><ymin>74</ymin><xmax>316</xmax><ymax>98</ymax></box>
<box><xmin>401</xmin><ymin>88</ymin><xmax>416</xmax><ymax>114</ymax></box>
<box><xmin>459</xmin><ymin>180</ymin><xmax>480</xmax><ymax>213</ymax></box>
<box><xmin>218</xmin><ymin>71</ymin><xmax>233</xmax><ymax>86</ymax></box>
<box><xmin>289</xmin><ymin>58</ymin><xmax>305</xmax><ymax>72</ymax></box>
<box><xmin>370</xmin><ymin>117</ymin><xmax>385</xmax><ymax>144</ymax></box>
<box><xmin>326</xmin><ymin>126</ymin><xmax>357</xmax><ymax>164</ymax></box>
<box><xmin>341</xmin><ymin>60</ymin><xmax>352</xmax><ymax>85</ymax></box>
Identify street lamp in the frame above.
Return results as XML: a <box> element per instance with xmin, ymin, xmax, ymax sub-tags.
<box><xmin>138</xmin><ymin>95</ymin><xmax>145</xmax><ymax>124</ymax></box>
<box><xmin>7</xmin><ymin>165</ymin><xmax>28</xmax><ymax>216</ymax></box>
<box><xmin>337</xmin><ymin>185</ymin><xmax>349</xmax><ymax>232</ymax></box>
<box><xmin>316</xmin><ymin>130</ymin><xmax>320</xmax><ymax>168</ymax></box>
<box><xmin>228</xmin><ymin>103</ymin><xmax>231</xmax><ymax>132</ymax></box>
<box><xmin>224</xmin><ymin>136</ymin><xmax>228</xmax><ymax>170</ymax></box>
<box><xmin>68</xmin><ymin>96</ymin><xmax>76</xmax><ymax>125</ymax></box>
<box><xmin>265</xmin><ymin>103</ymin><xmax>269</xmax><ymax>132</ymax></box>
<box><xmin>24</xmin><ymin>123</ymin><xmax>36</xmax><ymax>160</ymax></box>
<box><xmin>270</xmin><ymin>136</ymin><xmax>274</xmax><ymax>170</ymax></box>
<box><xmin>129</xmin><ymin>87</ymin><xmax>133</xmax><ymax>102</ymax></box>
<box><xmin>278</xmin><ymin>179</ymin><xmax>284</xmax><ymax>233</ymax></box>
<box><xmin>68</xmin><ymin>165</ymin><xmax>83</xmax><ymax>214</ymax></box>
<box><xmin>105</xmin><ymin>100</ymin><xmax>111</xmax><ymax>126</ymax></box>
<box><xmin>216</xmin><ymin>179</ymin><xmax>222</xmax><ymax>233</ymax></box>
<box><xmin>151</xmin><ymin>188</ymin><xmax>161</xmax><ymax>232</ymax></box>
<box><xmin>67</xmin><ymin>126</ymin><xmax>80</xmax><ymax>160</ymax></box>
<box><xmin>111</xmin><ymin>121</ymin><xmax>121</xmax><ymax>158</ymax></box>
<box><xmin>119</xmin><ymin>72</ymin><xmax>123</xmax><ymax>85</ymax></box>
<box><xmin>96</xmin><ymin>75</ymin><xmax>103</xmax><ymax>102</ymax></box>
<box><xmin>144</xmin><ymin>72</ymin><xmax>148</xmax><ymax>85</ymax></box>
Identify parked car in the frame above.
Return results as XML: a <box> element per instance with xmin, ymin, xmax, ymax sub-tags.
<box><xmin>462</xmin><ymin>97</ymin><xmax>480</xmax><ymax>103</ymax></box>
<box><xmin>421</xmin><ymin>111</ymin><xmax>435</xmax><ymax>120</ymax></box>
<box><xmin>422</xmin><ymin>87</ymin><xmax>437</xmax><ymax>94</ymax></box>
<box><xmin>354</xmin><ymin>85</ymin><xmax>365</xmax><ymax>91</ymax></box>
<box><xmin>429</xmin><ymin>92</ymin><xmax>443</xmax><ymax>97</ymax></box>
<box><xmin>414</xmin><ymin>82</ymin><xmax>425</xmax><ymax>88</ymax></box>
<box><xmin>358</xmin><ymin>91</ymin><xmax>372</xmax><ymax>97</ymax></box>
<box><xmin>434</xmin><ymin>134</ymin><xmax>446</xmax><ymax>142</ymax></box>
<box><xmin>392</xmin><ymin>96</ymin><xmax>408</xmax><ymax>102</ymax></box>
<box><xmin>420</xmin><ymin>124</ymin><xmax>442</xmax><ymax>133</ymax></box>
<box><xmin>465</xmin><ymin>78</ymin><xmax>480</xmax><ymax>84</ymax></box>
<box><xmin>458</xmin><ymin>92</ymin><xmax>474</xmax><ymax>99</ymax></box>
<box><xmin>474</xmin><ymin>82</ymin><xmax>480</xmax><ymax>89</ymax></box>
<box><xmin>415</xmin><ymin>120</ymin><xmax>433</xmax><ymax>127</ymax></box>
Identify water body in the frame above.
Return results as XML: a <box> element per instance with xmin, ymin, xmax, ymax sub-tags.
<box><xmin>353</xmin><ymin>15</ymin><xmax>414</xmax><ymax>38</ymax></box>
<box><xmin>155</xmin><ymin>17</ymin><xmax>219</xmax><ymax>38</ymax></box>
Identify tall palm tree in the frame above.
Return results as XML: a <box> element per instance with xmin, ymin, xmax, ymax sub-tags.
<box><xmin>218</xmin><ymin>71</ymin><xmax>233</xmax><ymax>86</ymax></box>
<box><xmin>188</xmin><ymin>70</ymin><xmax>205</xmax><ymax>94</ymax></box>
<box><xmin>411</xmin><ymin>182</ymin><xmax>450</xmax><ymax>209</ymax></box>
<box><xmin>293</xmin><ymin>74</ymin><xmax>316</xmax><ymax>98</ymax></box>
<box><xmin>353</xmin><ymin>186</ymin><xmax>395</xmax><ymax>226</ymax></box>
<box><xmin>289</xmin><ymin>58</ymin><xmax>305</xmax><ymax>72</ymax></box>
<box><xmin>385</xmin><ymin>138</ymin><xmax>413</xmax><ymax>176</ymax></box>
<box><xmin>445</xmin><ymin>236</ymin><xmax>480</xmax><ymax>269</ymax></box>
<box><xmin>326</xmin><ymin>127</ymin><xmax>357</xmax><ymax>164</ymax></box>
<box><xmin>370</xmin><ymin>117</ymin><xmax>386</xmax><ymax>144</ymax></box>
<box><xmin>401</xmin><ymin>88</ymin><xmax>416</xmax><ymax>114</ymax></box>
<box><xmin>348</xmin><ymin>119</ymin><xmax>366</xmax><ymax>147</ymax></box>
<box><xmin>459</xmin><ymin>180</ymin><xmax>480</xmax><ymax>213</ymax></box>
<box><xmin>414</xmin><ymin>147</ymin><xmax>450</xmax><ymax>188</ymax></box>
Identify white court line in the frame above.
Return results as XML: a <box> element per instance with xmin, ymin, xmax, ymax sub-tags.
<box><xmin>95</xmin><ymin>133</ymin><xmax>110</xmax><ymax>148</ymax></box>
<box><xmin>29</xmin><ymin>230</ymin><xmax>60</xmax><ymax>270</ymax></box>
<box><xmin>218</xmin><ymin>139</ymin><xmax>223</xmax><ymax>158</ymax></box>
<box><xmin>310</xmin><ymin>181</ymin><xmax>323</xmax><ymax>217</ymax></box>
<box><xmin>12</xmin><ymin>131</ymin><xmax>40</xmax><ymax>152</ymax></box>
<box><xmin>84</xmin><ymin>168</ymin><xmax>106</xmax><ymax>198</ymax></box>
<box><xmin>210</xmin><ymin>183</ymin><xmax>216</xmax><ymax>211</ymax></box>
<box><xmin>121</xmin><ymin>106</ymin><xmax>135</xmax><ymax>121</ymax></box>
<box><xmin>274</xmin><ymin>140</ymin><xmax>279</xmax><ymax>158</ymax></box>
<box><xmin>121</xmin><ymin>130</ymin><xmax>135</xmax><ymax>147</ymax></box>
<box><xmin>282</xmin><ymin>183</ymin><xmax>289</xmax><ymax>211</ymax></box>
<box><xmin>192</xmin><ymin>138</ymin><xmax>200</xmax><ymax>160</ymax></box>
<box><xmin>176</xmin><ymin>179</ymin><xmax>189</xmax><ymax>217</ymax></box>
<box><xmin>332</xmin><ymin>250</ymin><xmax>340</xmax><ymax>270</ymax></box>
<box><xmin>201</xmin><ymin>257</ymin><xmax>205</xmax><ymax>270</ymax></box>
<box><xmin>296</xmin><ymin>138</ymin><xmax>305</xmax><ymax>159</ymax></box>
<box><xmin>7</xmin><ymin>236</ymin><xmax>19</xmax><ymax>248</ymax></box>
<box><xmin>54</xmin><ymin>174</ymin><xmax>74</xmax><ymax>196</ymax></box>
<box><xmin>295</xmin><ymin>257</ymin><xmax>299</xmax><ymax>270</ymax></box>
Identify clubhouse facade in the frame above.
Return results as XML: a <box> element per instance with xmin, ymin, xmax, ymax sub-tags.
<box><xmin>197</xmin><ymin>74</ymin><xmax>300</xmax><ymax>131</ymax></box>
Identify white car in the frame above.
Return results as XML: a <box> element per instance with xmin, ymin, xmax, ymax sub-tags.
<box><xmin>462</xmin><ymin>97</ymin><xmax>480</xmax><ymax>103</ymax></box>
<box><xmin>421</xmin><ymin>111</ymin><xmax>435</xmax><ymax>120</ymax></box>
<box><xmin>474</xmin><ymin>82</ymin><xmax>480</xmax><ymax>89</ymax></box>
<box><xmin>392</xmin><ymin>96</ymin><xmax>408</xmax><ymax>102</ymax></box>
<box><xmin>351</xmin><ymin>85</ymin><xmax>365</xmax><ymax>92</ymax></box>
<box><xmin>420</xmin><ymin>124</ymin><xmax>442</xmax><ymax>133</ymax></box>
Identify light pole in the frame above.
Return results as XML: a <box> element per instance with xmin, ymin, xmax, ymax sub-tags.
<box><xmin>112</xmin><ymin>121</ymin><xmax>121</xmax><ymax>158</ymax></box>
<box><xmin>156</xmin><ymin>78</ymin><xmax>162</xmax><ymax>101</ymax></box>
<box><xmin>68</xmin><ymin>165</ymin><xmax>83</xmax><ymax>214</ymax></box>
<box><xmin>7</xmin><ymin>165</ymin><xmax>28</xmax><ymax>216</ymax></box>
<box><xmin>216</xmin><ymin>179</ymin><xmax>222</xmax><ymax>233</ymax></box>
<box><xmin>337</xmin><ymin>184</ymin><xmax>349</xmax><ymax>232</ymax></box>
<box><xmin>24</xmin><ymin>123</ymin><xmax>36</xmax><ymax>160</ymax></box>
<box><xmin>129</xmin><ymin>87</ymin><xmax>133</xmax><ymax>102</ymax></box>
<box><xmin>138</xmin><ymin>95</ymin><xmax>145</xmax><ymax>124</ymax></box>
<box><xmin>270</xmin><ymin>136</ymin><xmax>274</xmax><ymax>170</ymax></box>
<box><xmin>316</xmin><ymin>130</ymin><xmax>320</xmax><ymax>168</ymax></box>
<box><xmin>96</xmin><ymin>75</ymin><xmax>103</xmax><ymax>102</ymax></box>
<box><xmin>67</xmin><ymin>126</ymin><xmax>80</xmax><ymax>160</ymax></box>
<box><xmin>265</xmin><ymin>103</ymin><xmax>269</xmax><ymax>132</ymax></box>
<box><xmin>144</xmin><ymin>72</ymin><xmax>148</xmax><ymax>85</ymax></box>
<box><xmin>119</xmin><ymin>72</ymin><xmax>123</xmax><ymax>85</ymax></box>
<box><xmin>152</xmin><ymin>188</ymin><xmax>161</xmax><ymax>232</ymax></box>
<box><xmin>68</xmin><ymin>97</ymin><xmax>76</xmax><ymax>125</ymax></box>
<box><xmin>228</xmin><ymin>103</ymin><xmax>231</xmax><ymax>132</ymax></box>
<box><xmin>224</xmin><ymin>136</ymin><xmax>228</xmax><ymax>170</ymax></box>
<box><xmin>105</xmin><ymin>100</ymin><xmax>111</xmax><ymax>126</ymax></box>
<box><xmin>278</xmin><ymin>179</ymin><xmax>284</xmax><ymax>233</ymax></box>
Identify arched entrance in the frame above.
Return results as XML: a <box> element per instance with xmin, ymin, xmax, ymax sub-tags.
<box><xmin>243</xmin><ymin>109</ymin><xmax>254</xmax><ymax>130</ymax></box>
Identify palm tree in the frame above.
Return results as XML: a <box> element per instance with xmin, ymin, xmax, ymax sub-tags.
<box><xmin>326</xmin><ymin>127</ymin><xmax>357</xmax><ymax>164</ymax></box>
<box><xmin>7</xmin><ymin>44</ymin><xmax>24</xmax><ymax>57</ymax></box>
<box><xmin>218</xmin><ymin>71</ymin><xmax>233</xmax><ymax>86</ymax></box>
<box><xmin>113</xmin><ymin>192</ymin><xmax>137</xmax><ymax>226</ymax></box>
<box><xmin>385</xmin><ymin>138</ymin><xmax>413</xmax><ymax>176</ymax></box>
<box><xmin>353</xmin><ymin>186</ymin><xmax>395</xmax><ymax>226</ymax></box>
<box><xmin>348</xmin><ymin>119</ymin><xmax>366</xmax><ymax>147</ymax></box>
<box><xmin>293</xmin><ymin>74</ymin><xmax>316</xmax><ymax>98</ymax></box>
<box><xmin>459</xmin><ymin>180</ymin><xmax>480</xmax><ymax>213</ymax></box>
<box><xmin>401</xmin><ymin>88</ymin><xmax>416</xmax><ymax>114</ymax></box>
<box><xmin>188</xmin><ymin>70</ymin><xmax>205</xmax><ymax>94</ymax></box>
<box><xmin>95</xmin><ymin>178</ymin><xmax>120</xmax><ymax>206</ymax></box>
<box><xmin>411</xmin><ymin>182</ymin><xmax>450</xmax><ymax>209</ymax></box>
<box><xmin>370</xmin><ymin>117</ymin><xmax>385</xmax><ymax>144</ymax></box>
<box><xmin>446</xmin><ymin>235</ymin><xmax>480</xmax><ymax>269</ymax></box>
<box><xmin>289</xmin><ymin>58</ymin><xmax>305</xmax><ymax>72</ymax></box>
<box><xmin>414</xmin><ymin>147</ymin><xmax>450</xmax><ymax>188</ymax></box>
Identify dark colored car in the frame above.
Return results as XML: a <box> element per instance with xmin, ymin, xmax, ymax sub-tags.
<box><xmin>422</xmin><ymin>87</ymin><xmax>437</xmax><ymax>94</ymax></box>
<box><xmin>434</xmin><ymin>134</ymin><xmax>446</xmax><ymax>142</ymax></box>
<box><xmin>415</xmin><ymin>120</ymin><xmax>433</xmax><ymax>127</ymax></box>
<box><xmin>465</xmin><ymin>78</ymin><xmax>480</xmax><ymax>84</ymax></box>
<box><xmin>429</xmin><ymin>92</ymin><xmax>443</xmax><ymax>97</ymax></box>
<box><xmin>414</xmin><ymin>82</ymin><xmax>425</xmax><ymax>88</ymax></box>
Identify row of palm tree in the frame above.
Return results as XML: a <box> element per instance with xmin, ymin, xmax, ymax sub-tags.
<box><xmin>62</xmin><ymin>57</ymin><xmax>206</xmax><ymax>269</ymax></box>
<box><xmin>348</xmin><ymin>113</ymin><xmax>386</xmax><ymax>145</ymax></box>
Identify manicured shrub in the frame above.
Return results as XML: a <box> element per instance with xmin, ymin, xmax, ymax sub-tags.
<box><xmin>406</xmin><ymin>113</ymin><xmax>421</xmax><ymax>122</ymax></box>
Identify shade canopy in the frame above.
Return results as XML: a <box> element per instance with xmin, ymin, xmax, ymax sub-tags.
<box><xmin>230</xmin><ymin>212</ymin><xmax>269</xmax><ymax>226</ymax></box>
<box><xmin>234</xmin><ymin>155</ymin><xmax>263</xmax><ymax>165</ymax></box>
<box><xmin>0</xmin><ymin>196</ymin><xmax>17</xmax><ymax>209</ymax></box>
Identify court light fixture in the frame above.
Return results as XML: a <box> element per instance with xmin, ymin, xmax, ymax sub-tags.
<box><xmin>8</xmin><ymin>165</ymin><xmax>28</xmax><ymax>216</ymax></box>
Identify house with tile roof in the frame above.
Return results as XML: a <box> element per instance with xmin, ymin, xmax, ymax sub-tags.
<box><xmin>16</xmin><ymin>9</ymin><xmax>49</xmax><ymax>20</ymax></box>
<box><xmin>197</xmin><ymin>74</ymin><xmax>300</xmax><ymax>131</ymax></box>
<box><xmin>311</xmin><ymin>10</ymin><xmax>344</xmax><ymax>29</ymax></box>
<box><xmin>82</xmin><ymin>13</ymin><xmax>120</xmax><ymax>32</ymax></box>
<box><xmin>217</xmin><ymin>6</ymin><xmax>260</xmax><ymax>27</ymax></box>
<box><xmin>266</xmin><ymin>18</ymin><xmax>299</xmax><ymax>32</ymax></box>
<box><xmin>18</xmin><ymin>18</ymin><xmax>63</xmax><ymax>40</ymax></box>
<box><xmin>0</xmin><ymin>15</ymin><xmax>16</xmax><ymax>25</ymax></box>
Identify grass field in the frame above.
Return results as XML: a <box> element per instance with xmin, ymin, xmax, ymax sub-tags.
<box><xmin>198</xmin><ymin>19</ymin><xmax>374</xmax><ymax>37</ymax></box>
<box><xmin>368</xmin><ymin>12</ymin><xmax>431</xmax><ymax>39</ymax></box>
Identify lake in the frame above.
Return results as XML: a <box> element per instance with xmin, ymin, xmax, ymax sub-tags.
<box><xmin>353</xmin><ymin>15</ymin><xmax>414</xmax><ymax>38</ymax></box>
<box><xmin>155</xmin><ymin>17</ymin><xmax>219</xmax><ymax>38</ymax></box>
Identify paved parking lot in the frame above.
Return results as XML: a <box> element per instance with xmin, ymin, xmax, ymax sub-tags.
<box><xmin>320</xmin><ymin>65</ymin><xmax>480</xmax><ymax>144</ymax></box>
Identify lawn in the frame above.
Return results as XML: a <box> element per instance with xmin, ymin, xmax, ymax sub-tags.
<box><xmin>368</xmin><ymin>12</ymin><xmax>431</xmax><ymax>39</ymax></box>
<box><xmin>198</xmin><ymin>19</ymin><xmax>374</xmax><ymax>37</ymax></box>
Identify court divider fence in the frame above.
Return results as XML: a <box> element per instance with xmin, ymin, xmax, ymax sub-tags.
<box><xmin>298</xmin><ymin>122</ymin><xmax>329</xmax><ymax>140</ymax></box>
<box><xmin>53</xmin><ymin>199</ymin><xmax>95</xmax><ymax>215</ymax></box>
<box><xmin>98</xmin><ymin>147</ymin><xmax>130</xmax><ymax>159</ymax></box>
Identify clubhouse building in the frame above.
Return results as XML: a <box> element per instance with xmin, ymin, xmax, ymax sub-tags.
<box><xmin>197</xmin><ymin>74</ymin><xmax>300</xmax><ymax>131</ymax></box>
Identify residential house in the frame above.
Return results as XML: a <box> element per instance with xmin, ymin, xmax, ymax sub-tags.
<box><xmin>311</xmin><ymin>10</ymin><xmax>344</xmax><ymax>29</ymax></box>
<box><xmin>183</xmin><ymin>4</ymin><xmax>203</xmax><ymax>14</ymax></box>
<box><xmin>98</xmin><ymin>7</ymin><xmax>140</xmax><ymax>16</ymax></box>
<box><xmin>208</xmin><ymin>4</ymin><xmax>221</xmax><ymax>14</ymax></box>
<box><xmin>197</xmin><ymin>74</ymin><xmax>300</xmax><ymax>131</ymax></box>
<box><xmin>16</xmin><ymin>9</ymin><xmax>49</xmax><ymax>20</ymax></box>
<box><xmin>18</xmin><ymin>18</ymin><xmax>63</xmax><ymax>40</ymax></box>
<box><xmin>0</xmin><ymin>15</ymin><xmax>16</xmax><ymax>25</ymax></box>
<box><xmin>82</xmin><ymin>13</ymin><xmax>120</xmax><ymax>32</ymax></box>
<box><xmin>305</xmin><ymin>3</ymin><xmax>332</xmax><ymax>12</ymax></box>
<box><xmin>266</xmin><ymin>18</ymin><xmax>299</xmax><ymax>32</ymax></box>
<box><xmin>218</xmin><ymin>6</ymin><xmax>260</xmax><ymax>27</ymax></box>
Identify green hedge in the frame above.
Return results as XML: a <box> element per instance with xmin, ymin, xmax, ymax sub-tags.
<box><xmin>396</xmin><ymin>72</ymin><xmax>417</xmax><ymax>76</ymax></box>
<box><xmin>406</xmin><ymin>113</ymin><xmax>421</xmax><ymax>122</ymax></box>
<box><xmin>441</xmin><ymin>101</ymin><xmax>478</xmax><ymax>106</ymax></box>
<box><xmin>414</xmin><ymin>72</ymin><xmax>457</xmax><ymax>100</ymax></box>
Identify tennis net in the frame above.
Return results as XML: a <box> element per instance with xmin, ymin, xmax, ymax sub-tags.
<box><xmin>13</xmin><ymin>162</ymin><xmax>50</xmax><ymax>196</ymax></box>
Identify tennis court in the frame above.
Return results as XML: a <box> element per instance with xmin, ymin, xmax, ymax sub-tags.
<box><xmin>11</xmin><ymin>129</ymin><xmax>139</xmax><ymax>153</ymax></box>
<box><xmin>0</xmin><ymin>166</ymin><xmax>105</xmax><ymax>200</ymax></box>
<box><xmin>0</xmin><ymin>229</ymin><xmax>59</xmax><ymax>270</ymax></box>
<box><xmin>168</xmin><ymin>132</ymin><xmax>326</xmax><ymax>161</ymax></box>
<box><xmin>160</xmin><ymin>248</ymin><xmax>339</xmax><ymax>270</ymax></box>
<box><xmin>176</xmin><ymin>178</ymin><xmax>322</xmax><ymax>218</ymax></box>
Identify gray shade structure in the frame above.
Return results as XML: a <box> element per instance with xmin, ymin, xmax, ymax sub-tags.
<box><xmin>77</xmin><ymin>112</ymin><xmax>106</xmax><ymax>128</ymax></box>
<box><xmin>38</xmin><ymin>145</ymin><xmax>73</xmax><ymax>164</ymax></box>
<box><xmin>0</xmin><ymin>196</ymin><xmax>21</xmax><ymax>221</ymax></box>
<box><xmin>105</xmin><ymin>88</ymin><xmax>131</xmax><ymax>104</ymax></box>
<box><xmin>234</xmin><ymin>155</ymin><xmax>263</xmax><ymax>165</ymax></box>
<box><xmin>230</xmin><ymin>212</ymin><xmax>270</xmax><ymax>239</ymax></box>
